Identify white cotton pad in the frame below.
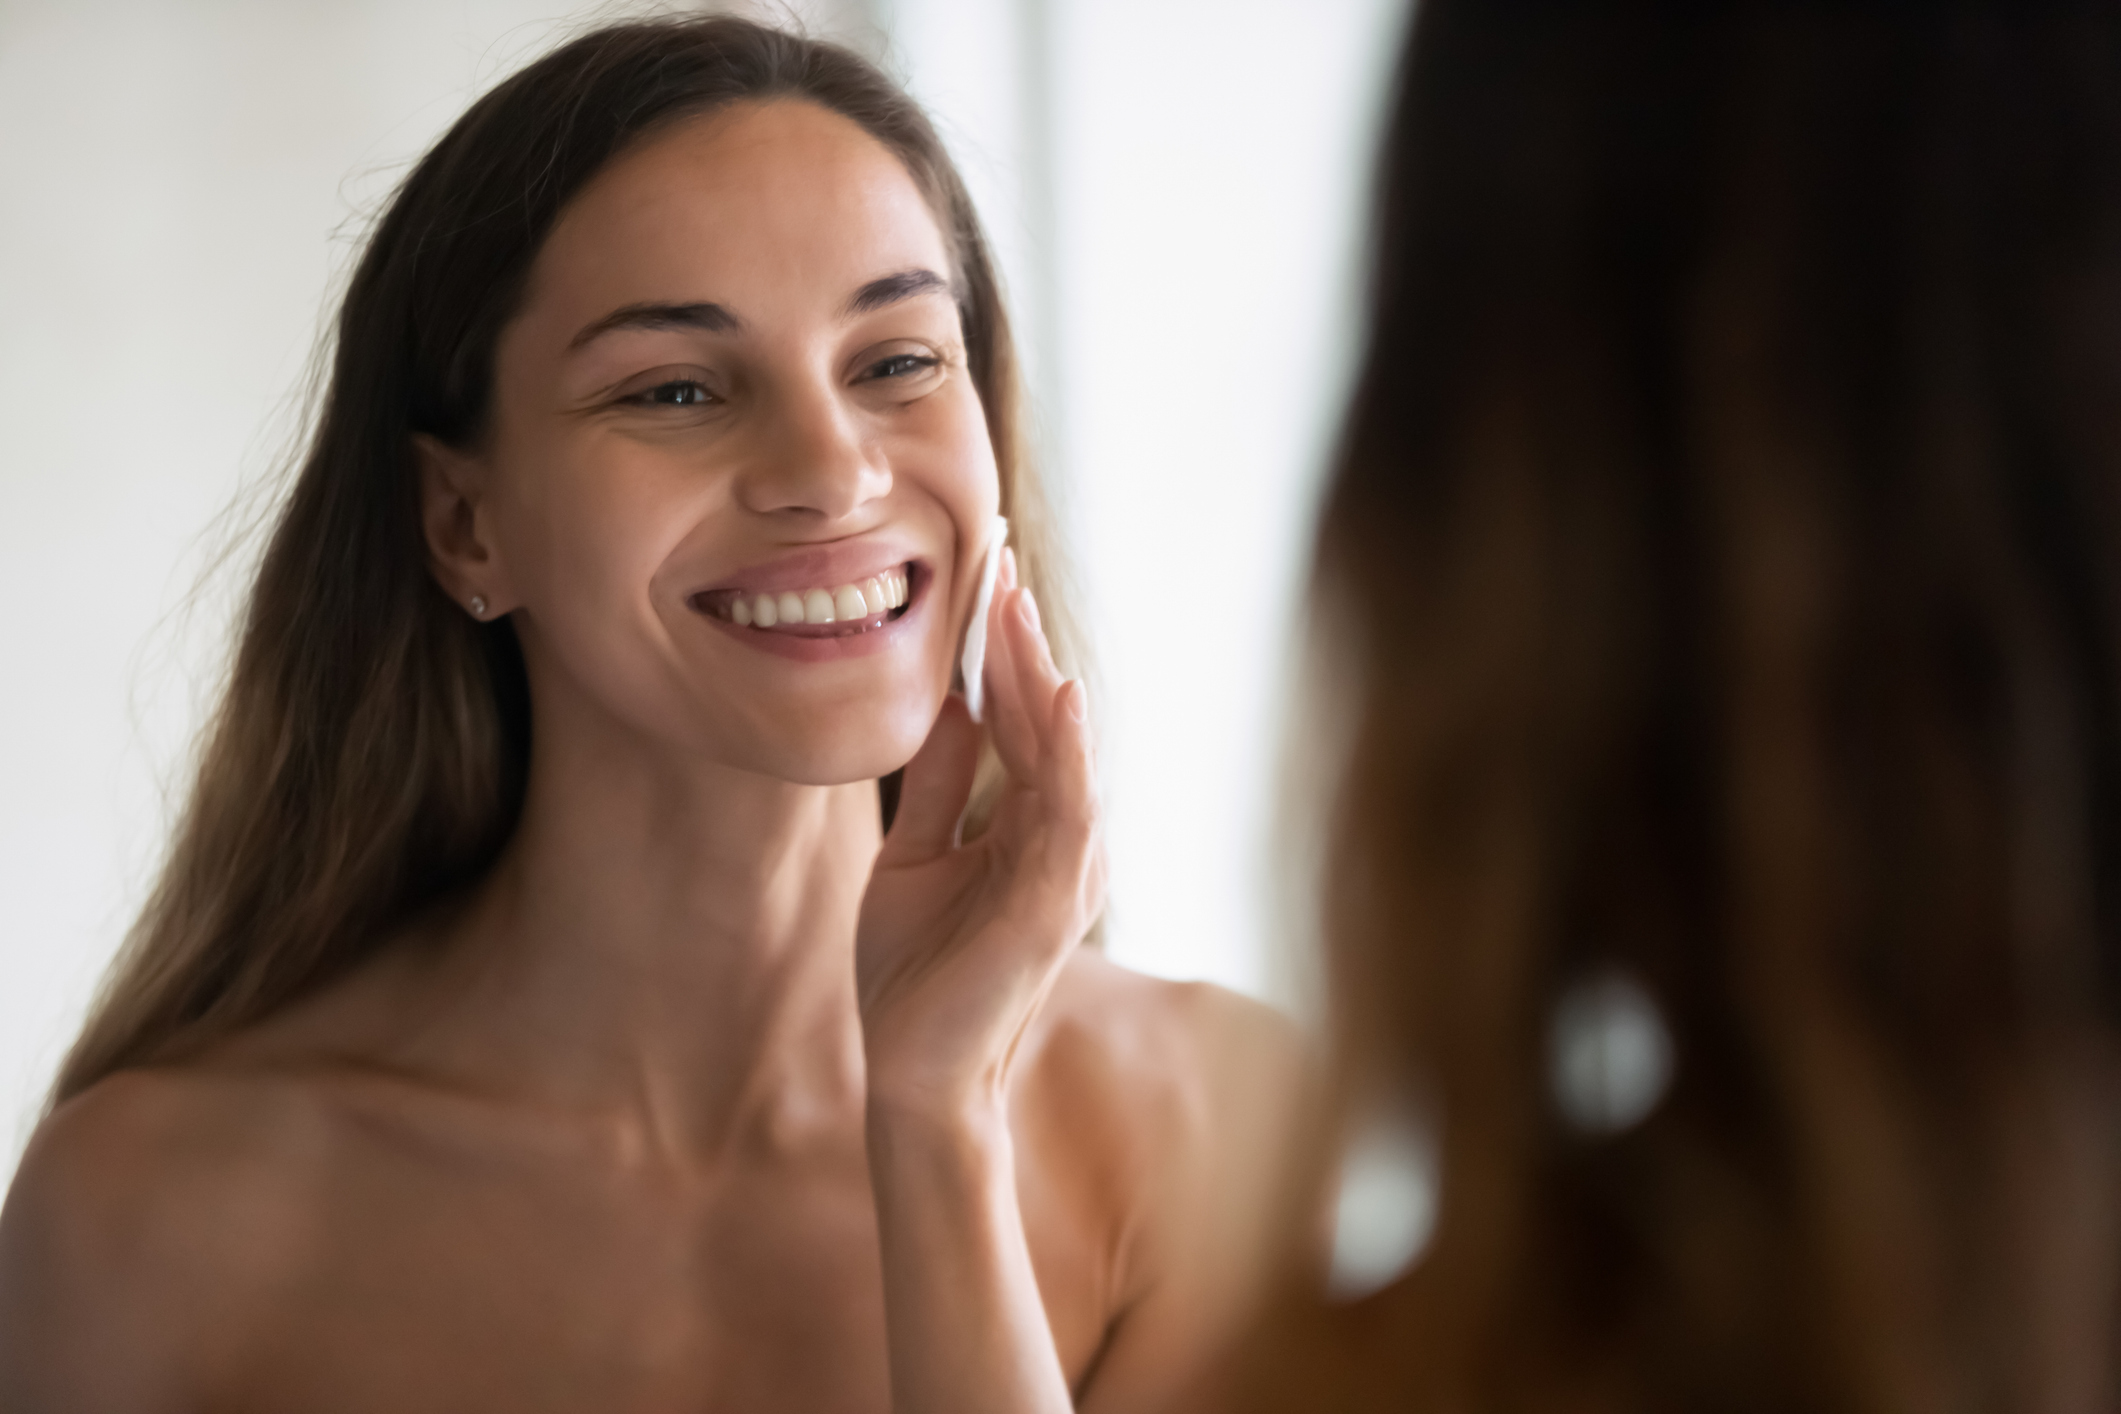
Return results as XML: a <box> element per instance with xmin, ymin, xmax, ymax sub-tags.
<box><xmin>959</xmin><ymin>515</ymin><xmax>1010</xmax><ymax>723</ymax></box>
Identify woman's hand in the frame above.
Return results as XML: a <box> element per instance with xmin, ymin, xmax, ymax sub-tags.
<box><xmin>856</xmin><ymin>549</ymin><xmax>1104</xmax><ymax>1120</ymax></box>
<box><xmin>855</xmin><ymin>549</ymin><xmax>1102</xmax><ymax>1414</ymax></box>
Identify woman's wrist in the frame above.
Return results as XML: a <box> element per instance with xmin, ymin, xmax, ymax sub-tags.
<box><xmin>864</xmin><ymin>1063</ymin><xmax>1071</xmax><ymax>1414</ymax></box>
<box><xmin>864</xmin><ymin>1070</ymin><xmax>1012</xmax><ymax>1157</ymax></box>
<box><xmin>862</xmin><ymin>1028</ymin><xmax>1017</xmax><ymax>1131</ymax></box>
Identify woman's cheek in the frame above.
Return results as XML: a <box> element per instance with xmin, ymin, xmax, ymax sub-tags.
<box><xmin>898</xmin><ymin>378</ymin><xmax>999</xmax><ymax>501</ymax></box>
<box><xmin>540</xmin><ymin>452</ymin><xmax>693</xmax><ymax>605</ymax></box>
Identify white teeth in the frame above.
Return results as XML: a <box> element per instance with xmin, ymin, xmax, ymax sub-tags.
<box><xmin>716</xmin><ymin>566</ymin><xmax>914</xmax><ymax>631</ymax></box>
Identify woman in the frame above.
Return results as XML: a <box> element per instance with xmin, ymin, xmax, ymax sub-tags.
<box><xmin>0</xmin><ymin>18</ymin><xmax>1299</xmax><ymax>1412</ymax></box>
<box><xmin>1231</xmin><ymin>1</ymin><xmax>2121</xmax><ymax>1409</ymax></box>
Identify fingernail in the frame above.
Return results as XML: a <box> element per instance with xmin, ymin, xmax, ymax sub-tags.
<box><xmin>1003</xmin><ymin>546</ymin><xmax>1018</xmax><ymax>588</ymax></box>
<box><xmin>1019</xmin><ymin>589</ymin><xmax>1042</xmax><ymax>632</ymax></box>
<box><xmin>1065</xmin><ymin>679</ymin><xmax>1087</xmax><ymax>722</ymax></box>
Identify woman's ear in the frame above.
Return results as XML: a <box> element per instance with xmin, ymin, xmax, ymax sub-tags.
<box><xmin>414</xmin><ymin>433</ymin><xmax>514</xmax><ymax>619</ymax></box>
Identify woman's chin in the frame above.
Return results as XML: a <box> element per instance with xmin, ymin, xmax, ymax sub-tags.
<box><xmin>737</xmin><ymin>711</ymin><xmax>940</xmax><ymax>788</ymax></box>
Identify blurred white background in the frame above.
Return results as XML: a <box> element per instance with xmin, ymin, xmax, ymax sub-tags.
<box><xmin>0</xmin><ymin>0</ymin><xmax>1404</xmax><ymax>1175</ymax></box>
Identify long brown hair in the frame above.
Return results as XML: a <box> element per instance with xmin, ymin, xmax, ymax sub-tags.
<box><xmin>1247</xmin><ymin>3</ymin><xmax>2121</xmax><ymax>1410</ymax></box>
<box><xmin>55</xmin><ymin>15</ymin><xmax>1079</xmax><ymax>1103</ymax></box>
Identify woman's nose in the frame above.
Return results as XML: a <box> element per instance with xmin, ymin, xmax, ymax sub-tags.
<box><xmin>735</xmin><ymin>381</ymin><xmax>892</xmax><ymax>521</ymax></box>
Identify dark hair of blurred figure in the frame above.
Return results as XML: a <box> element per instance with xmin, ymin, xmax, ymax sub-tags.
<box><xmin>1238</xmin><ymin>2</ymin><xmax>2121</xmax><ymax>1409</ymax></box>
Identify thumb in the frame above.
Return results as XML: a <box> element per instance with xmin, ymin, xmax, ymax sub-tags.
<box><xmin>880</xmin><ymin>693</ymin><xmax>981</xmax><ymax>865</ymax></box>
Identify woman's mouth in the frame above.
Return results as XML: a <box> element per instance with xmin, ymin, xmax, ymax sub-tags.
<box><xmin>688</xmin><ymin>564</ymin><xmax>913</xmax><ymax>638</ymax></box>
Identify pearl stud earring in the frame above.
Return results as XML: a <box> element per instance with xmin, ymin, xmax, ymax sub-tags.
<box><xmin>469</xmin><ymin>595</ymin><xmax>488</xmax><ymax>619</ymax></box>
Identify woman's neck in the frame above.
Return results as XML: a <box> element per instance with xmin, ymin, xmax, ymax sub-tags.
<box><xmin>389</xmin><ymin>716</ymin><xmax>886</xmax><ymax>1167</ymax></box>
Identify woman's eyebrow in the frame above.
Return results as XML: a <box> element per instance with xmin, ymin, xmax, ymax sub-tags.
<box><xmin>568</xmin><ymin>300</ymin><xmax>741</xmax><ymax>351</ymax></box>
<box><xmin>565</xmin><ymin>271</ymin><xmax>948</xmax><ymax>351</ymax></box>
<box><xmin>843</xmin><ymin>268</ymin><xmax>951</xmax><ymax>316</ymax></box>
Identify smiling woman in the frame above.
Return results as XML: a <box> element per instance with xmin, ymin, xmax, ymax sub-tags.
<box><xmin>0</xmin><ymin>17</ymin><xmax>1300</xmax><ymax>1413</ymax></box>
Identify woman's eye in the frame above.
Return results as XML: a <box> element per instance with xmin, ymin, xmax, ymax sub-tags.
<box><xmin>863</xmin><ymin>353</ymin><xmax>941</xmax><ymax>382</ymax></box>
<box><xmin>629</xmin><ymin>380</ymin><xmax>714</xmax><ymax>407</ymax></box>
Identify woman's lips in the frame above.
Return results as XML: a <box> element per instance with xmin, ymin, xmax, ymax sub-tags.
<box><xmin>689</xmin><ymin>563</ymin><xmax>911</xmax><ymax>635</ymax></box>
<box><xmin>685</xmin><ymin>561</ymin><xmax>926</xmax><ymax>659</ymax></box>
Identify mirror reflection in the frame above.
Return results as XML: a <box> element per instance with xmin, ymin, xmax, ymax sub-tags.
<box><xmin>8</xmin><ymin>1</ymin><xmax>2121</xmax><ymax>1410</ymax></box>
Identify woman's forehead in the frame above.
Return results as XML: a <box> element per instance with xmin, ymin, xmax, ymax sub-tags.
<box><xmin>521</xmin><ymin>100</ymin><xmax>953</xmax><ymax>333</ymax></box>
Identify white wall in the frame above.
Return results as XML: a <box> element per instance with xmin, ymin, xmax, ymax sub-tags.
<box><xmin>0</xmin><ymin>0</ymin><xmax>1402</xmax><ymax>1176</ymax></box>
<box><xmin>1044</xmin><ymin>0</ymin><xmax>1403</xmax><ymax>1001</ymax></box>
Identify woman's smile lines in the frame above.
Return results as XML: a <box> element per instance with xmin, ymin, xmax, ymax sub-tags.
<box><xmin>695</xmin><ymin>566</ymin><xmax>912</xmax><ymax>636</ymax></box>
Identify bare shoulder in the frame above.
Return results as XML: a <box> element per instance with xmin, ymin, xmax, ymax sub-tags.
<box><xmin>1020</xmin><ymin>951</ymin><xmax>1316</xmax><ymax>1408</ymax></box>
<box><xmin>1034</xmin><ymin>948</ymin><xmax>1307</xmax><ymax>1115</ymax></box>
<box><xmin>1024</xmin><ymin>949</ymin><xmax>1312</xmax><ymax>1230</ymax></box>
<box><xmin>0</xmin><ymin>1067</ymin><xmax>331</xmax><ymax>1411</ymax></box>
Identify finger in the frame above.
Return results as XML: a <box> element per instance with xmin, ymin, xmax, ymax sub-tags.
<box><xmin>1003</xmin><ymin>677</ymin><xmax>1101</xmax><ymax>950</ymax></box>
<box><xmin>999</xmin><ymin>586</ymin><xmax>1072</xmax><ymax>794</ymax></box>
<box><xmin>1045</xmin><ymin>678</ymin><xmax>1096</xmax><ymax>859</ymax></box>
<box><xmin>1009</xmin><ymin>582</ymin><xmax>1068</xmax><ymax>727</ymax></box>
<box><xmin>879</xmin><ymin>693</ymin><xmax>980</xmax><ymax>864</ymax></box>
<box><xmin>977</xmin><ymin>546</ymin><xmax>1028</xmax><ymax>759</ymax></box>
<box><xmin>982</xmin><ymin>588</ymin><xmax>1046</xmax><ymax>786</ymax></box>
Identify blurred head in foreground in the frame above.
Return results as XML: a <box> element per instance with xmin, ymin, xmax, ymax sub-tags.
<box><xmin>1252</xmin><ymin>2</ymin><xmax>2121</xmax><ymax>1408</ymax></box>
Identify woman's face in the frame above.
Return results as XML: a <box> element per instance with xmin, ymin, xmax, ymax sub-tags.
<box><xmin>450</xmin><ymin>99</ymin><xmax>998</xmax><ymax>785</ymax></box>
